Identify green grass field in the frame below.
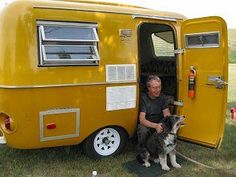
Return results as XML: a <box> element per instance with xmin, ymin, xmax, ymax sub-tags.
<box><xmin>0</xmin><ymin>65</ymin><xmax>236</xmax><ymax>177</ymax></box>
<box><xmin>228</xmin><ymin>29</ymin><xmax>236</xmax><ymax>63</ymax></box>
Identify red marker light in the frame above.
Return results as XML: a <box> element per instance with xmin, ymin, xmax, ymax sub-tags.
<box><xmin>47</xmin><ymin>123</ymin><xmax>56</xmax><ymax>129</ymax></box>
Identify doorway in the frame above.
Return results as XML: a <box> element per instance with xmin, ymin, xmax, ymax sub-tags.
<box><xmin>139</xmin><ymin>23</ymin><xmax>177</xmax><ymax>113</ymax></box>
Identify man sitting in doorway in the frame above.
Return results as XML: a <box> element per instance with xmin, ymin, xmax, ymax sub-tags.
<box><xmin>137</xmin><ymin>74</ymin><xmax>171</xmax><ymax>150</ymax></box>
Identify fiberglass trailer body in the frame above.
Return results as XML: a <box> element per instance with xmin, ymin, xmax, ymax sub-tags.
<box><xmin>0</xmin><ymin>0</ymin><xmax>228</xmax><ymax>158</ymax></box>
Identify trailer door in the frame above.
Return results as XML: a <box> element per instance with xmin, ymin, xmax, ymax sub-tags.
<box><xmin>178</xmin><ymin>16</ymin><xmax>228</xmax><ymax>148</ymax></box>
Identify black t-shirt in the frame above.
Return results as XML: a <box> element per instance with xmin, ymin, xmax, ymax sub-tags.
<box><xmin>139</xmin><ymin>93</ymin><xmax>169</xmax><ymax>123</ymax></box>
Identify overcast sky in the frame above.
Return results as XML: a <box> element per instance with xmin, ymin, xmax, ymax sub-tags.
<box><xmin>109</xmin><ymin>0</ymin><xmax>236</xmax><ymax>29</ymax></box>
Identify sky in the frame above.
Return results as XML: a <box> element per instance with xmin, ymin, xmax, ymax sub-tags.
<box><xmin>108</xmin><ymin>0</ymin><xmax>236</xmax><ymax>29</ymax></box>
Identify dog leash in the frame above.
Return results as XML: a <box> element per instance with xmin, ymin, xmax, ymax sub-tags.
<box><xmin>175</xmin><ymin>150</ymin><xmax>215</xmax><ymax>169</ymax></box>
<box><xmin>175</xmin><ymin>150</ymin><xmax>236</xmax><ymax>175</ymax></box>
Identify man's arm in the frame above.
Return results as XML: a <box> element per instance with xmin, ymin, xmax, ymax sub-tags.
<box><xmin>163</xmin><ymin>108</ymin><xmax>171</xmax><ymax>117</ymax></box>
<box><xmin>139</xmin><ymin>112</ymin><xmax>163</xmax><ymax>133</ymax></box>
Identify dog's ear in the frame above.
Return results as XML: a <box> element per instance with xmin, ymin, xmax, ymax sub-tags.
<box><xmin>166</xmin><ymin>115</ymin><xmax>178</xmax><ymax>129</ymax></box>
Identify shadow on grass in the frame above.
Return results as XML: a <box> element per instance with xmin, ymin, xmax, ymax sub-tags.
<box><xmin>0</xmin><ymin>142</ymin><xmax>134</xmax><ymax>167</ymax></box>
<box><xmin>0</xmin><ymin>144</ymin><xmax>88</xmax><ymax>176</ymax></box>
<box><xmin>0</xmin><ymin>141</ymin><xmax>137</xmax><ymax>177</ymax></box>
<box><xmin>0</xmin><ymin>144</ymin><xmax>83</xmax><ymax>162</ymax></box>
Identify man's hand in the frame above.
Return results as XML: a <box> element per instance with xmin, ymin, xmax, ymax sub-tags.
<box><xmin>155</xmin><ymin>123</ymin><xmax>163</xmax><ymax>133</ymax></box>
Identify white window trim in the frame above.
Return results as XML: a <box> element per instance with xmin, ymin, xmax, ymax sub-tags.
<box><xmin>37</xmin><ymin>21</ymin><xmax>100</xmax><ymax>66</ymax></box>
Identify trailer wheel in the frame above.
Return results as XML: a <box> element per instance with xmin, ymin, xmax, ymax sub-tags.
<box><xmin>83</xmin><ymin>127</ymin><xmax>127</xmax><ymax>159</ymax></box>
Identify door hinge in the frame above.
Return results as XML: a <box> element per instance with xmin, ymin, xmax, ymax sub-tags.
<box><xmin>174</xmin><ymin>49</ymin><xmax>185</xmax><ymax>54</ymax></box>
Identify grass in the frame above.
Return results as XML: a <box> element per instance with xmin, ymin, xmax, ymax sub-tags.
<box><xmin>0</xmin><ymin>65</ymin><xmax>236</xmax><ymax>177</ymax></box>
<box><xmin>228</xmin><ymin>29</ymin><xmax>236</xmax><ymax>63</ymax></box>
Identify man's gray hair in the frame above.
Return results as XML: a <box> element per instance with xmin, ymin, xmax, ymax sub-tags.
<box><xmin>146</xmin><ymin>75</ymin><xmax>161</xmax><ymax>88</ymax></box>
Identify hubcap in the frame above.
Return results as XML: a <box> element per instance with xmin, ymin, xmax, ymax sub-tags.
<box><xmin>93</xmin><ymin>128</ymin><xmax>121</xmax><ymax>156</ymax></box>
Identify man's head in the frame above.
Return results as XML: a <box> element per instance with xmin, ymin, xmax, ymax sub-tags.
<box><xmin>146</xmin><ymin>75</ymin><xmax>161</xmax><ymax>99</ymax></box>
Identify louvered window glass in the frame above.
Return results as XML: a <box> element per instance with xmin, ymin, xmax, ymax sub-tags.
<box><xmin>37</xmin><ymin>21</ymin><xmax>99</xmax><ymax>66</ymax></box>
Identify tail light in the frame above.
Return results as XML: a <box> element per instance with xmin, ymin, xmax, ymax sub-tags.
<box><xmin>4</xmin><ymin>116</ymin><xmax>11</xmax><ymax>130</ymax></box>
<box><xmin>1</xmin><ymin>113</ymin><xmax>15</xmax><ymax>132</ymax></box>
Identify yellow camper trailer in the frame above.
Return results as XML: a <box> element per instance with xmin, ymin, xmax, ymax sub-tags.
<box><xmin>0</xmin><ymin>0</ymin><xmax>228</xmax><ymax>158</ymax></box>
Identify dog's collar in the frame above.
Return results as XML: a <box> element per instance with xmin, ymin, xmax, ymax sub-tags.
<box><xmin>165</xmin><ymin>132</ymin><xmax>177</xmax><ymax>147</ymax></box>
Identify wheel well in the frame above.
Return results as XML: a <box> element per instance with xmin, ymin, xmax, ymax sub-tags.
<box><xmin>82</xmin><ymin>125</ymin><xmax>129</xmax><ymax>159</ymax></box>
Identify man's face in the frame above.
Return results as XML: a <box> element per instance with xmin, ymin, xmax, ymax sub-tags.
<box><xmin>148</xmin><ymin>80</ymin><xmax>161</xmax><ymax>98</ymax></box>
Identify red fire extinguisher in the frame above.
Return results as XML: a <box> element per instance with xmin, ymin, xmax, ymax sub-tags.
<box><xmin>231</xmin><ymin>108</ymin><xmax>236</xmax><ymax>121</ymax></box>
<box><xmin>188</xmin><ymin>66</ymin><xmax>196</xmax><ymax>98</ymax></box>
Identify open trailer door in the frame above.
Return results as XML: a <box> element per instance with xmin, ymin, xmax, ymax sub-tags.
<box><xmin>178</xmin><ymin>16</ymin><xmax>228</xmax><ymax>148</ymax></box>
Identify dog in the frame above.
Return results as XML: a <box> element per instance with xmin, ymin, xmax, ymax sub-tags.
<box><xmin>136</xmin><ymin>115</ymin><xmax>185</xmax><ymax>171</ymax></box>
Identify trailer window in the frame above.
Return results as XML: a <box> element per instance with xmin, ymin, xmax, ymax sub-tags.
<box><xmin>37</xmin><ymin>21</ymin><xmax>100</xmax><ymax>66</ymax></box>
<box><xmin>151</xmin><ymin>31</ymin><xmax>175</xmax><ymax>57</ymax></box>
<box><xmin>185</xmin><ymin>32</ymin><xmax>219</xmax><ymax>48</ymax></box>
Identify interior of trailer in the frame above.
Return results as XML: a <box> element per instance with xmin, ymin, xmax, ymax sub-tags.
<box><xmin>139</xmin><ymin>23</ymin><xmax>177</xmax><ymax>113</ymax></box>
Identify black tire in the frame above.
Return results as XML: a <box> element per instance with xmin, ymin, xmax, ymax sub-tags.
<box><xmin>83</xmin><ymin>127</ymin><xmax>128</xmax><ymax>159</ymax></box>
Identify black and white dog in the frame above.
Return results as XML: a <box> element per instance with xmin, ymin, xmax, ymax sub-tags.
<box><xmin>136</xmin><ymin>115</ymin><xmax>185</xmax><ymax>171</ymax></box>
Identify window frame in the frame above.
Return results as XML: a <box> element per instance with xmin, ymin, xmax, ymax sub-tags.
<box><xmin>185</xmin><ymin>31</ymin><xmax>220</xmax><ymax>49</ymax></box>
<box><xmin>37</xmin><ymin>21</ymin><xmax>100</xmax><ymax>66</ymax></box>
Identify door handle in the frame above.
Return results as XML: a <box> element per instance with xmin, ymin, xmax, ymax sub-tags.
<box><xmin>206</xmin><ymin>76</ymin><xmax>228</xmax><ymax>89</ymax></box>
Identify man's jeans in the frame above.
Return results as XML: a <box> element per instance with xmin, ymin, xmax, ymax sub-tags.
<box><xmin>137</xmin><ymin>124</ymin><xmax>152</xmax><ymax>152</ymax></box>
